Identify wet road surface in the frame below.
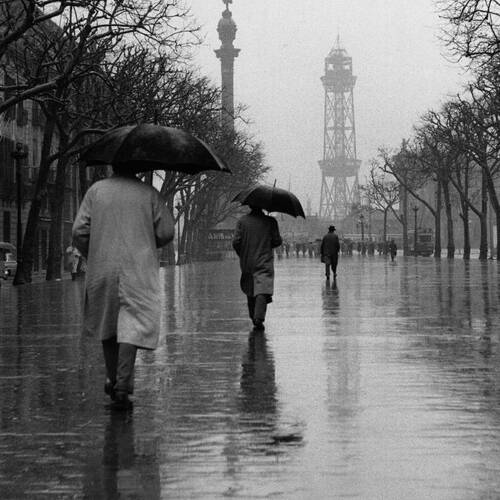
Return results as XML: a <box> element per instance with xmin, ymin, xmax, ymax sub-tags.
<box><xmin>1</xmin><ymin>255</ymin><xmax>500</xmax><ymax>499</ymax></box>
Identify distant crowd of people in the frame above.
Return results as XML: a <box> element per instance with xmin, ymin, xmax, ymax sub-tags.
<box><xmin>274</xmin><ymin>238</ymin><xmax>398</xmax><ymax>259</ymax></box>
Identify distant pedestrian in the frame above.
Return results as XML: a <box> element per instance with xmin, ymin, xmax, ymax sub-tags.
<box><xmin>72</xmin><ymin>164</ymin><xmax>175</xmax><ymax>410</ymax></box>
<box><xmin>66</xmin><ymin>244</ymin><xmax>82</xmax><ymax>280</ymax></box>
<box><xmin>389</xmin><ymin>239</ymin><xmax>397</xmax><ymax>261</ymax></box>
<box><xmin>232</xmin><ymin>206</ymin><xmax>282</xmax><ymax>331</ymax></box>
<box><xmin>320</xmin><ymin>225</ymin><xmax>340</xmax><ymax>281</ymax></box>
<box><xmin>283</xmin><ymin>241</ymin><xmax>290</xmax><ymax>257</ymax></box>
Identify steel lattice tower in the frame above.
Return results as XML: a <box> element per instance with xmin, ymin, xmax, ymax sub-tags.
<box><xmin>318</xmin><ymin>41</ymin><xmax>360</xmax><ymax>219</ymax></box>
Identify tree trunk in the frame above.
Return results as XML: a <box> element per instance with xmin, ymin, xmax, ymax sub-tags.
<box><xmin>480</xmin><ymin>157</ymin><xmax>500</xmax><ymax>260</ymax></box>
<box><xmin>496</xmin><ymin>212</ymin><xmax>500</xmax><ymax>261</ymax></box>
<box><xmin>383</xmin><ymin>210</ymin><xmax>388</xmax><ymax>243</ymax></box>
<box><xmin>434</xmin><ymin>180</ymin><xmax>442</xmax><ymax>258</ymax></box>
<box><xmin>479</xmin><ymin>171</ymin><xmax>488</xmax><ymax>260</ymax></box>
<box><xmin>13</xmin><ymin>108</ymin><xmax>57</xmax><ymax>285</ymax></box>
<box><xmin>46</xmin><ymin>133</ymin><xmax>69</xmax><ymax>281</ymax></box>
<box><xmin>461</xmin><ymin>204</ymin><xmax>471</xmax><ymax>260</ymax></box>
<box><xmin>402</xmin><ymin>185</ymin><xmax>409</xmax><ymax>256</ymax></box>
<box><xmin>442</xmin><ymin>179</ymin><xmax>455</xmax><ymax>259</ymax></box>
<box><xmin>78</xmin><ymin>162</ymin><xmax>87</xmax><ymax>201</ymax></box>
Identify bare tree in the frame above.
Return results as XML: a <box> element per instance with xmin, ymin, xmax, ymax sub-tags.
<box><xmin>379</xmin><ymin>143</ymin><xmax>435</xmax><ymax>256</ymax></box>
<box><xmin>439</xmin><ymin>0</ymin><xmax>500</xmax><ymax>66</ymax></box>
<box><xmin>10</xmin><ymin>1</ymin><xmax>198</xmax><ymax>284</ymax></box>
<box><xmin>424</xmin><ymin>101</ymin><xmax>486</xmax><ymax>259</ymax></box>
<box><xmin>360</xmin><ymin>163</ymin><xmax>401</xmax><ymax>245</ymax></box>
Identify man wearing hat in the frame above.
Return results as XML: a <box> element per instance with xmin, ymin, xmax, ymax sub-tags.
<box><xmin>320</xmin><ymin>225</ymin><xmax>340</xmax><ymax>281</ymax></box>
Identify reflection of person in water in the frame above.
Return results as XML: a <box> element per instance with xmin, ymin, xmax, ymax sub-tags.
<box><xmin>82</xmin><ymin>413</ymin><xmax>160</xmax><ymax>499</ymax></box>
<box><xmin>239</xmin><ymin>332</ymin><xmax>277</xmax><ymax>419</ymax></box>
<box><xmin>322</xmin><ymin>281</ymin><xmax>340</xmax><ymax>316</ymax></box>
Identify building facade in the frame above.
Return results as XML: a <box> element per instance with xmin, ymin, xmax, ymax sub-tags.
<box><xmin>1</xmin><ymin>70</ymin><xmax>78</xmax><ymax>273</ymax></box>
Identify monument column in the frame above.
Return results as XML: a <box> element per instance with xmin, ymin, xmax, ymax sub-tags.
<box><xmin>214</xmin><ymin>0</ymin><xmax>240</xmax><ymax>132</ymax></box>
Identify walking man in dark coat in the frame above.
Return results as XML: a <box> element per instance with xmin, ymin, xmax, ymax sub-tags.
<box><xmin>388</xmin><ymin>239</ymin><xmax>397</xmax><ymax>261</ymax></box>
<box><xmin>232</xmin><ymin>206</ymin><xmax>282</xmax><ymax>331</ymax></box>
<box><xmin>320</xmin><ymin>225</ymin><xmax>340</xmax><ymax>281</ymax></box>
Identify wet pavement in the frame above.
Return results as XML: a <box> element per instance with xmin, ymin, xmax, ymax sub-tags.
<box><xmin>1</xmin><ymin>255</ymin><xmax>500</xmax><ymax>499</ymax></box>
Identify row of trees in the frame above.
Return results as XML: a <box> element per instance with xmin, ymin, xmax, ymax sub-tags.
<box><xmin>360</xmin><ymin>0</ymin><xmax>500</xmax><ymax>260</ymax></box>
<box><xmin>0</xmin><ymin>1</ymin><xmax>267</xmax><ymax>284</ymax></box>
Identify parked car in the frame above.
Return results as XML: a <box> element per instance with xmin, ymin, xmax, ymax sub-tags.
<box><xmin>4</xmin><ymin>253</ymin><xmax>17</xmax><ymax>277</ymax></box>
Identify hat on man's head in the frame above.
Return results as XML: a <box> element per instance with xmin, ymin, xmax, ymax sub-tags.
<box><xmin>329</xmin><ymin>225</ymin><xmax>336</xmax><ymax>231</ymax></box>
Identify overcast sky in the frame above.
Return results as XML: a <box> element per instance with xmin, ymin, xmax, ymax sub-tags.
<box><xmin>187</xmin><ymin>0</ymin><xmax>468</xmax><ymax>213</ymax></box>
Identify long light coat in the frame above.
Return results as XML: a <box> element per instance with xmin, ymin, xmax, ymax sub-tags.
<box><xmin>72</xmin><ymin>175</ymin><xmax>174</xmax><ymax>349</ymax></box>
<box><xmin>232</xmin><ymin>210</ymin><xmax>282</xmax><ymax>297</ymax></box>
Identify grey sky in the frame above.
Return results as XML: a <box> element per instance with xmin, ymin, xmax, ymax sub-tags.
<box><xmin>188</xmin><ymin>0</ymin><xmax>467</xmax><ymax>213</ymax></box>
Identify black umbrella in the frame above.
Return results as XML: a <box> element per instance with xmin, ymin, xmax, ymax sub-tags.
<box><xmin>232</xmin><ymin>184</ymin><xmax>306</xmax><ymax>218</ymax></box>
<box><xmin>0</xmin><ymin>242</ymin><xmax>16</xmax><ymax>252</ymax></box>
<box><xmin>80</xmin><ymin>124</ymin><xmax>230</xmax><ymax>174</ymax></box>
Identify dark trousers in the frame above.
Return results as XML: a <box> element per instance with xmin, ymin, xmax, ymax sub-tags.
<box><xmin>247</xmin><ymin>294</ymin><xmax>268</xmax><ymax>323</ymax></box>
<box><xmin>102</xmin><ymin>337</ymin><xmax>138</xmax><ymax>394</ymax></box>
<box><xmin>324</xmin><ymin>255</ymin><xmax>338</xmax><ymax>278</ymax></box>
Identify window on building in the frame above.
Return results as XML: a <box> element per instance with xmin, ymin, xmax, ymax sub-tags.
<box><xmin>33</xmin><ymin>230</ymin><xmax>39</xmax><ymax>272</ymax></box>
<box><xmin>31</xmin><ymin>137</ymin><xmax>39</xmax><ymax>180</ymax></box>
<box><xmin>31</xmin><ymin>101</ymin><xmax>44</xmax><ymax>128</ymax></box>
<box><xmin>4</xmin><ymin>75</ymin><xmax>16</xmax><ymax>121</ymax></box>
<box><xmin>40</xmin><ymin>228</ymin><xmax>48</xmax><ymax>270</ymax></box>
<box><xmin>3</xmin><ymin>211</ymin><xmax>11</xmax><ymax>242</ymax></box>
<box><xmin>16</xmin><ymin>102</ymin><xmax>28</xmax><ymax>127</ymax></box>
<box><xmin>0</xmin><ymin>136</ymin><xmax>15</xmax><ymax>186</ymax></box>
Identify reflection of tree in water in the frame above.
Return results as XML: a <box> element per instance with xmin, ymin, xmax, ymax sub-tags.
<box><xmin>397</xmin><ymin>259</ymin><xmax>500</xmax><ymax>410</ymax></box>
<box><xmin>83</xmin><ymin>412</ymin><xmax>160</xmax><ymax>499</ymax></box>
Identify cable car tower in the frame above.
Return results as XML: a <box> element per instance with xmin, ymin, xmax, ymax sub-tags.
<box><xmin>318</xmin><ymin>39</ymin><xmax>360</xmax><ymax>219</ymax></box>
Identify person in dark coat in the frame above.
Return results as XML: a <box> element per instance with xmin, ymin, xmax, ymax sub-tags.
<box><xmin>232</xmin><ymin>206</ymin><xmax>282</xmax><ymax>331</ymax></box>
<box><xmin>389</xmin><ymin>239</ymin><xmax>397</xmax><ymax>261</ymax></box>
<box><xmin>320</xmin><ymin>225</ymin><xmax>340</xmax><ymax>281</ymax></box>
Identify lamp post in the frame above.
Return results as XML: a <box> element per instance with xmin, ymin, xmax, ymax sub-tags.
<box><xmin>359</xmin><ymin>213</ymin><xmax>365</xmax><ymax>242</ymax></box>
<box><xmin>413</xmin><ymin>205</ymin><xmax>419</xmax><ymax>256</ymax></box>
<box><xmin>11</xmin><ymin>142</ymin><xmax>27</xmax><ymax>260</ymax></box>
<box><xmin>175</xmin><ymin>201</ymin><xmax>182</xmax><ymax>265</ymax></box>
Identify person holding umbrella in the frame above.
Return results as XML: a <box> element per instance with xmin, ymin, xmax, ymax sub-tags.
<box><xmin>72</xmin><ymin>163</ymin><xmax>174</xmax><ymax>410</ymax></box>
<box><xmin>232</xmin><ymin>205</ymin><xmax>282</xmax><ymax>331</ymax></box>
<box><xmin>232</xmin><ymin>184</ymin><xmax>304</xmax><ymax>331</ymax></box>
<box><xmin>73</xmin><ymin>124</ymin><xmax>229</xmax><ymax>410</ymax></box>
<box><xmin>320</xmin><ymin>225</ymin><xmax>340</xmax><ymax>281</ymax></box>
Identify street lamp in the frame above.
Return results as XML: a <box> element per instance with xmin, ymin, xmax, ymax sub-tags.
<box><xmin>175</xmin><ymin>201</ymin><xmax>182</xmax><ymax>265</ymax></box>
<box><xmin>413</xmin><ymin>205</ymin><xmax>419</xmax><ymax>256</ymax></box>
<box><xmin>11</xmin><ymin>142</ymin><xmax>27</xmax><ymax>262</ymax></box>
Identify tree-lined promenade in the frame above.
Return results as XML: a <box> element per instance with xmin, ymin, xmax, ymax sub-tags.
<box><xmin>3</xmin><ymin>1</ymin><xmax>500</xmax><ymax>288</ymax></box>
<box><xmin>1</xmin><ymin>1</ymin><xmax>267</xmax><ymax>285</ymax></box>
<box><xmin>363</xmin><ymin>1</ymin><xmax>500</xmax><ymax>260</ymax></box>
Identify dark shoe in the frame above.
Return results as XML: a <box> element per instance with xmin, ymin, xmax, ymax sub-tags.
<box><xmin>104</xmin><ymin>378</ymin><xmax>116</xmax><ymax>401</ymax></box>
<box><xmin>253</xmin><ymin>319</ymin><xmax>265</xmax><ymax>332</ymax></box>
<box><xmin>111</xmin><ymin>391</ymin><xmax>133</xmax><ymax>411</ymax></box>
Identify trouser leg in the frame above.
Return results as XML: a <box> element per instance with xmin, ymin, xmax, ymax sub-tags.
<box><xmin>247</xmin><ymin>296</ymin><xmax>256</xmax><ymax>320</ymax></box>
<box><xmin>254</xmin><ymin>294</ymin><xmax>268</xmax><ymax>323</ymax></box>
<box><xmin>115</xmin><ymin>343</ymin><xmax>138</xmax><ymax>394</ymax></box>
<box><xmin>331</xmin><ymin>256</ymin><xmax>338</xmax><ymax>277</ymax></box>
<box><xmin>102</xmin><ymin>337</ymin><xmax>119</xmax><ymax>386</ymax></box>
<box><xmin>325</xmin><ymin>262</ymin><xmax>330</xmax><ymax>278</ymax></box>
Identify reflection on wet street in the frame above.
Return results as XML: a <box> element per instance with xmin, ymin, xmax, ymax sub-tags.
<box><xmin>1</xmin><ymin>256</ymin><xmax>500</xmax><ymax>498</ymax></box>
